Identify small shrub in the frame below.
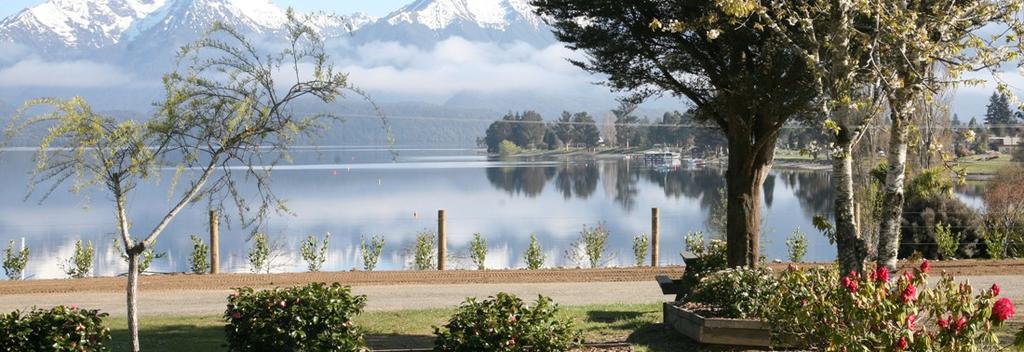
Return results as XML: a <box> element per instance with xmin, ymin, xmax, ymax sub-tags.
<box><xmin>433</xmin><ymin>293</ymin><xmax>583</xmax><ymax>352</ymax></box>
<box><xmin>688</xmin><ymin>267</ymin><xmax>778</xmax><ymax>319</ymax></box>
<box><xmin>248</xmin><ymin>233</ymin><xmax>271</xmax><ymax>274</ymax></box>
<box><xmin>678</xmin><ymin>231</ymin><xmax>727</xmax><ymax>299</ymax></box>
<box><xmin>0</xmin><ymin>305</ymin><xmax>110</xmax><ymax>351</ymax></box>
<box><xmin>497</xmin><ymin>140</ymin><xmax>521</xmax><ymax>156</ymax></box>
<box><xmin>412</xmin><ymin>230</ymin><xmax>436</xmax><ymax>270</ymax></box>
<box><xmin>632</xmin><ymin>233</ymin><xmax>649</xmax><ymax>267</ymax></box>
<box><xmin>225</xmin><ymin>283</ymin><xmax>368</xmax><ymax>352</ymax></box>
<box><xmin>62</xmin><ymin>240</ymin><xmax>94</xmax><ymax>279</ymax></box>
<box><xmin>360</xmin><ymin>235</ymin><xmax>385</xmax><ymax>271</ymax></box>
<box><xmin>469</xmin><ymin>233</ymin><xmax>487</xmax><ymax>270</ymax></box>
<box><xmin>566</xmin><ymin>223</ymin><xmax>609</xmax><ymax>268</ymax></box>
<box><xmin>935</xmin><ymin>222</ymin><xmax>960</xmax><ymax>259</ymax></box>
<box><xmin>3</xmin><ymin>240</ymin><xmax>29</xmax><ymax>280</ymax></box>
<box><xmin>785</xmin><ymin>228</ymin><xmax>808</xmax><ymax>263</ymax></box>
<box><xmin>111</xmin><ymin>238</ymin><xmax>165</xmax><ymax>274</ymax></box>
<box><xmin>524</xmin><ymin>234</ymin><xmax>544</xmax><ymax>270</ymax></box>
<box><xmin>189</xmin><ymin>234</ymin><xmax>210</xmax><ymax>274</ymax></box>
<box><xmin>300</xmin><ymin>233</ymin><xmax>330</xmax><ymax>272</ymax></box>
<box><xmin>982</xmin><ymin>226</ymin><xmax>1008</xmax><ymax>260</ymax></box>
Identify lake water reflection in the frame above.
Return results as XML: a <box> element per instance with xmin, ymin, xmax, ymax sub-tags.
<box><xmin>0</xmin><ymin>147</ymin><xmax>839</xmax><ymax>279</ymax></box>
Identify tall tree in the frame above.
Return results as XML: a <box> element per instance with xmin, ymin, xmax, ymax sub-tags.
<box><xmin>514</xmin><ymin>110</ymin><xmax>547</xmax><ymax>148</ymax></box>
<box><xmin>572</xmin><ymin>112</ymin><xmax>601</xmax><ymax>148</ymax></box>
<box><xmin>533</xmin><ymin>0</ymin><xmax>817</xmax><ymax>266</ymax></box>
<box><xmin>3</xmin><ymin>13</ymin><xmax>382</xmax><ymax>351</ymax></box>
<box><xmin>985</xmin><ymin>92</ymin><xmax>1015</xmax><ymax>137</ymax></box>
<box><xmin>554</xmin><ymin>111</ymin><xmax>576</xmax><ymax>149</ymax></box>
<box><xmin>613</xmin><ymin>102</ymin><xmax>642</xmax><ymax>148</ymax></box>
<box><xmin>484</xmin><ymin>117</ymin><xmax>514</xmax><ymax>153</ymax></box>
<box><xmin>872</xmin><ymin>0</ymin><xmax>1021</xmax><ymax>270</ymax></box>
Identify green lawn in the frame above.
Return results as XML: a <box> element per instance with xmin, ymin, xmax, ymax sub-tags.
<box><xmin>106</xmin><ymin>303</ymin><xmax>702</xmax><ymax>352</ymax></box>
<box><xmin>959</xmin><ymin>154</ymin><xmax>1018</xmax><ymax>175</ymax></box>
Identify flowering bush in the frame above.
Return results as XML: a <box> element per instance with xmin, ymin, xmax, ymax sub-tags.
<box><xmin>688</xmin><ymin>267</ymin><xmax>778</xmax><ymax>319</ymax></box>
<box><xmin>770</xmin><ymin>262</ymin><xmax>1013</xmax><ymax>351</ymax></box>
<box><xmin>225</xmin><ymin>283</ymin><xmax>368</xmax><ymax>352</ymax></box>
<box><xmin>0</xmin><ymin>305</ymin><xmax>110</xmax><ymax>351</ymax></box>
<box><xmin>433</xmin><ymin>293</ymin><xmax>583</xmax><ymax>352</ymax></box>
<box><xmin>678</xmin><ymin>231</ymin><xmax>728</xmax><ymax>299</ymax></box>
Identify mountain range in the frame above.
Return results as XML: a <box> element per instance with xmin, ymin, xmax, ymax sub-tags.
<box><xmin>0</xmin><ymin>0</ymin><xmax>679</xmax><ymax>146</ymax></box>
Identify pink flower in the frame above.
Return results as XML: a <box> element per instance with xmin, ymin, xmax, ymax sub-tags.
<box><xmin>993</xmin><ymin>298</ymin><xmax>1015</xmax><ymax>322</ymax></box>
<box><xmin>875</xmin><ymin>266</ymin><xmax>890</xmax><ymax>283</ymax></box>
<box><xmin>954</xmin><ymin>316</ymin><xmax>968</xmax><ymax>333</ymax></box>
<box><xmin>906</xmin><ymin>314</ymin><xmax>918</xmax><ymax>331</ymax></box>
<box><xmin>937</xmin><ymin>317</ymin><xmax>949</xmax><ymax>329</ymax></box>
<box><xmin>920</xmin><ymin>260</ymin><xmax>930</xmax><ymax>273</ymax></box>
<box><xmin>992</xmin><ymin>283</ymin><xmax>1001</xmax><ymax>297</ymax></box>
<box><xmin>231</xmin><ymin>311</ymin><xmax>242</xmax><ymax>319</ymax></box>
<box><xmin>901</xmin><ymin>283</ymin><xmax>917</xmax><ymax>303</ymax></box>
<box><xmin>896</xmin><ymin>336</ymin><xmax>908</xmax><ymax>350</ymax></box>
<box><xmin>842</xmin><ymin>275</ymin><xmax>859</xmax><ymax>293</ymax></box>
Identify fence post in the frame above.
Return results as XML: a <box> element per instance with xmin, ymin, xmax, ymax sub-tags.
<box><xmin>210</xmin><ymin>210</ymin><xmax>220</xmax><ymax>274</ymax></box>
<box><xmin>651</xmin><ymin>207</ymin><xmax>660</xmax><ymax>267</ymax></box>
<box><xmin>438</xmin><ymin>209</ymin><xmax>447</xmax><ymax>271</ymax></box>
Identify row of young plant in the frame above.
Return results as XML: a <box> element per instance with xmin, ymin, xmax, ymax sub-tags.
<box><xmin>0</xmin><ymin>282</ymin><xmax>583</xmax><ymax>352</ymax></box>
<box><xmin>3</xmin><ymin>223</ymin><xmax>815</xmax><ymax>280</ymax></box>
<box><xmin>680</xmin><ymin>235</ymin><xmax>1020</xmax><ymax>351</ymax></box>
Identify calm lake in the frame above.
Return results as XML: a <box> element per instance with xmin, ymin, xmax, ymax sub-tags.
<box><xmin>0</xmin><ymin>147</ymin><xmax>914</xmax><ymax>279</ymax></box>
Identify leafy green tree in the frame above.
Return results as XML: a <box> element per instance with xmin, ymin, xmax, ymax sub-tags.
<box><xmin>514</xmin><ymin>111</ymin><xmax>546</xmax><ymax>149</ymax></box>
<box><xmin>613</xmin><ymin>102</ymin><xmax>643</xmax><ymax>148</ymax></box>
<box><xmin>572</xmin><ymin>112</ymin><xmax>600</xmax><ymax>148</ymax></box>
<box><xmin>533</xmin><ymin>0</ymin><xmax>818</xmax><ymax>267</ymax></box>
<box><xmin>484</xmin><ymin>118</ymin><xmax>513</xmax><ymax>153</ymax></box>
<box><xmin>3</xmin><ymin>11</ymin><xmax>382</xmax><ymax>351</ymax></box>
<box><xmin>553</xmin><ymin>112</ymin><xmax>576</xmax><ymax>149</ymax></box>
<box><xmin>986</xmin><ymin>92</ymin><xmax>1015</xmax><ymax>137</ymax></box>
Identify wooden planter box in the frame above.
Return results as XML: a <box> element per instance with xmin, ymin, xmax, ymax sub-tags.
<box><xmin>662</xmin><ymin>302</ymin><xmax>771</xmax><ymax>347</ymax></box>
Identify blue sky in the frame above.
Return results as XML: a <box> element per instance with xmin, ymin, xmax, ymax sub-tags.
<box><xmin>0</xmin><ymin>0</ymin><xmax>411</xmax><ymax>19</ymax></box>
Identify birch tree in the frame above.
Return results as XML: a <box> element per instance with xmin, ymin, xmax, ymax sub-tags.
<box><xmin>872</xmin><ymin>0</ymin><xmax>1023</xmax><ymax>270</ymax></box>
<box><xmin>3</xmin><ymin>11</ymin><xmax>382</xmax><ymax>352</ymax></box>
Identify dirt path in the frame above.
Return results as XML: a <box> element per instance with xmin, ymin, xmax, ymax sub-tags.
<box><xmin>4</xmin><ymin>261</ymin><xmax>1024</xmax><ymax>317</ymax></box>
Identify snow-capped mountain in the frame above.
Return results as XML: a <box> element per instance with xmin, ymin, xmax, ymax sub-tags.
<box><xmin>354</xmin><ymin>0</ymin><xmax>553</xmax><ymax>47</ymax></box>
<box><xmin>0</xmin><ymin>0</ymin><xmax>165</xmax><ymax>52</ymax></box>
<box><xmin>0</xmin><ymin>0</ymin><xmax>555</xmax><ymax>57</ymax></box>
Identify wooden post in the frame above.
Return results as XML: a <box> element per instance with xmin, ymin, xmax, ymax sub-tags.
<box><xmin>210</xmin><ymin>210</ymin><xmax>220</xmax><ymax>274</ymax></box>
<box><xmin>438</xmin><ymin>209</ymin><xmax>447</xmax><ymax>271</ymax></box>
<box><xmin>651</xmin><ymin>208</ymin><xmax>660</xmax><ymax>267</ymax></box>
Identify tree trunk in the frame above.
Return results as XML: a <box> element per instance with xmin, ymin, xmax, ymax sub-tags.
<box><xmin>127</xmin><ymin>253</ymin><xmax>141</xmax><ymax>352</ymax></box>
<box><xmin>877</xmin><ymin>100</ymin><xmax>911</xmax><ymax>270</ymax></box>
<box><xmin>724</xmin><ymin>135</ymin><xmax>775</xmax><ymax>267</ymax></box>
<box><xmin>833</xmin><ymin>141</ymin><xmax>865</xmax><ymax>274</ymax></box>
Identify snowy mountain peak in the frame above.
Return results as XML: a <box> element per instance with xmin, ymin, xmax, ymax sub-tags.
<box><xmin>0</xmin><ymin>0</ymin><xmax>166</xmax><ymax>47</ymax></box>
<box><xmin>385</xmin><ymin>0</ymin><xmax>542</xmax><ymax>30</ymax></box>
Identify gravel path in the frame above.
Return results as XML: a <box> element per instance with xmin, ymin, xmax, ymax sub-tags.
<box><xmin>3</xmin><ymin>261</ymin><xmax>1024</xmax><ymax>317</ymax></box>
<box><xmin>0</xmin><ymin>281</ymin><xmax>670</xmax><ymax>316</ymax></box>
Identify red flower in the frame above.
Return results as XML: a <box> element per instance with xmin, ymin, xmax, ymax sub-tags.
<box><xmin>992</xmin><ymin>283</ymin><xmax>1001</xmax><ymax>297</ymax></box>
<box><xmin>937</xmin><ymin>317</ymin><xmax>949</xmax><ymax>329</ymax></box>
<box><xmin>231</xmin><ymin>311</ymin><xmax>242</xmax><ymax>319</ymax></box>
<box><xmin>901</xmin><ymin>283</ymin><xmax>917</xmax><ymax>303</ymax></box>
<box><xmin>993</xmin><ymin>298</ymin><xmax>1016</xmax><ymax>322</ymax></box>
<box><xmin>896</xmin><ymin>336</ymin><xmax>908</xmax><ymax>350</ymax></box>
<box><xmin>842</xmin><ymin>275</ymin><xmax>859</xmax><ymax>293</ymax></box>
<box><xmin>906</xmin><ymin>314</ymin><xmax>918</xmax><ymax>331</ymax></box>
<box><xmin>875</xmin><ymin>266</ymin><xmax>890</xmax><ymax>283</ymax></box>
<box><xmin>920</xmin><ymin>260</ymin><xmax>930</xmax><ymax>273</ymax></box>
<box><xmin>954</xmin><ymin>316</ymin><xmax>968</xmax><ymax>333</ymax></box>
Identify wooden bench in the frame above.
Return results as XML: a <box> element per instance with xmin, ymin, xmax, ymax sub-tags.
<box><xmin>656</xmin><ymin>251</ymin><xmax>696</xmax><ymax>302</ymax></box>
